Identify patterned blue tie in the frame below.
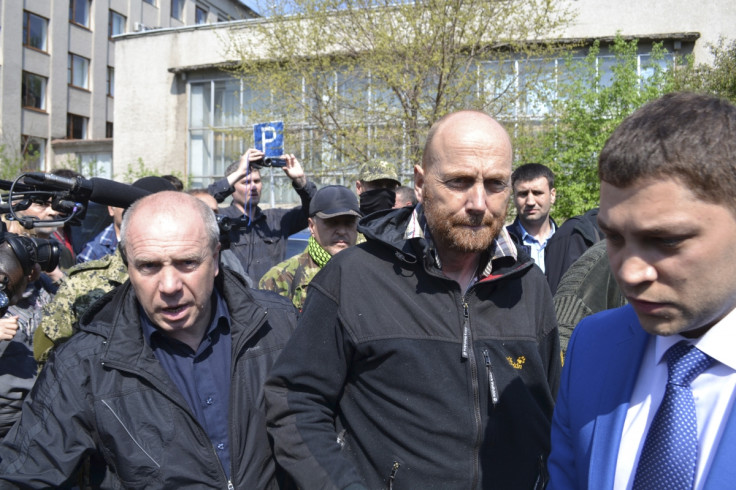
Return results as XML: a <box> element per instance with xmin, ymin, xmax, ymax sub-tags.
<box><xmin>632</xmin><ymin>341</ymin><xmax>714</xmax><ymax>490</ymax></box>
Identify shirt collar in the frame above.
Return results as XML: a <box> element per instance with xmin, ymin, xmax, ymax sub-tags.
<box><xmin>141</xmin><ymin>288</ymin><xmax>230</xmax><ymax>348</ymax></box>
<box><xmin>517</xmin><ymin>219</ymin><xmax>556</xmax><ymax>244</ymax></box>
<box><xmin>653</xmin><ymin>306</ymin><xmax>736</xmax><ymax>372</ymax></box>
<box><xmin>404</xmin><ymin>204</ymin><xmax>517</xmax><ymax>278</ymax></box>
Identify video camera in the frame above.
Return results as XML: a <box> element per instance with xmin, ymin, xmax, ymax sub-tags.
<box><xmin>0</xmin><ymin>229</ymin><xmax>60</xmax><ymax>316</ymax></box>
<box><xmin>215</xmin><ymin>214</ymin><xmax>253</xmax><ymax>251</ymax></box>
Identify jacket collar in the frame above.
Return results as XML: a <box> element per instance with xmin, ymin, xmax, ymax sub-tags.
<box><xmin>358</xmin><ymin>204</ymin><xmax>527</xmax><ymax>280</ymax></box>
<box><xmin>78</xmin><ymin>269</ymin><xmax>268</xmax><ymax>371</ymax></box>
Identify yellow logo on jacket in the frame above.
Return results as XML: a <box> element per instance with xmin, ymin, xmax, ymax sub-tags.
<box><xmin>506</xmin><ymin>356</ymin><xmax>526</xmax><ymax>369</ymax></box>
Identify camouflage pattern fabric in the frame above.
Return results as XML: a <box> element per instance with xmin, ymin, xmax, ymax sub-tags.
<box><xmin>359</xmin><ymin>159</ymin><xmax>400</xmax><ymax>185</ymax></box>
<box><xmin>259</xmin><ymin>250</ymin><xmax>320</xmax><ymax>310</ymax></box>
<box><xmin>33</xmin><ymin>250</ymin><xmax>128</xmax><ymax>366</ymax></box>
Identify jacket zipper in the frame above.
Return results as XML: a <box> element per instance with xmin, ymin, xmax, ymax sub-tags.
<box><xmin>461</xmin><ymin>301</ymin><xmax>471</xmax><ymax>359</ymax></box>
<box><xmin>387</xmin><ymin>460</ymin><xmax>400</xmax><ymax>490</ymax></box>
<box><xmin>462</xmin><ymin>296</ymin><xmax>482</xmax><ymax>489</ymax></box>
<box><xmin>483</xmin><ymin>349</ymin><xmax>499</xmax><ymax>407</ymax></box>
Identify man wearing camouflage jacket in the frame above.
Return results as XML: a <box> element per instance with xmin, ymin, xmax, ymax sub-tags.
<box><xmin>33</xmin><ymin>249</ymin><xmax>127</xmax><ymax>366</ymax></box>
<box><xmin>260</xmin><ymin>185</ymin><xmax>361</xmax><ymax>310</ymax></box>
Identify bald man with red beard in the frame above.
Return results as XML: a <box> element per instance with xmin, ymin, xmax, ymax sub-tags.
<box><xmin>265</xmin><ymin>110</ymin><xmax>561</xmax><ymax>490</ymax></box>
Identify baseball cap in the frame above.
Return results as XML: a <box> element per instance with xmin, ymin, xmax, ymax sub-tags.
<box><xmin>358</xmin><ymin>159</ymin><xmax>400</xmax><ymax>186</ymax></box>
<box><xmin>309</xmin><ymin>185</ymin><xmax>362</xmax><ymax>219</ymax></box>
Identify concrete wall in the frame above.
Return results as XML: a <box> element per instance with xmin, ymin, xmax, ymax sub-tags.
<box><xmin>114</xmin><ymin>24</ymin><xmax>239</xmax><ymax>175</ymax></box>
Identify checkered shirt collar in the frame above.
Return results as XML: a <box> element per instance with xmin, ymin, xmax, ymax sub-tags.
<box><xmin>404</xmin><ymin>204</ymin><xmax>517</xmax><ymax>277</ymax></box>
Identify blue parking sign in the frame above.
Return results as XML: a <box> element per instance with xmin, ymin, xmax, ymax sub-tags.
<box><xmin>253</xmin><ymin>121</ymin><xmax>284</xmax><ymax>157</ymax></box>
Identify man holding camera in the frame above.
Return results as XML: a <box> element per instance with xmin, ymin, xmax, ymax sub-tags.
<box><xmin>216</xmin><ymin>150</ymin><xmax>317</xmax><ymax>282</ymax></box>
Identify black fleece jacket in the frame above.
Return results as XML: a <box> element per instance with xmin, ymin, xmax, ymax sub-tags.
<box><xmin>265</xmin><ymin>207</ymin><xmax>561</xmax><ymax>490</ymax></box>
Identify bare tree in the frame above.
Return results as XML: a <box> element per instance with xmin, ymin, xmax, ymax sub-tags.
<box><xmin>226</xmin><ymin>0</ymin><xmax>575</xmax><ymax>180</ymax></box>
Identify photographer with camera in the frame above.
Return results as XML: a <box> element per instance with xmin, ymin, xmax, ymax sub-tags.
<box><xmin>0</xmin><ymin>220</ymin><xmax>61</xmax><ymax>437</ymax></box>
<box><xmin>216</xmin><ymin>150</ymin><xmax>317</xmax><ymax>282</ymax></box>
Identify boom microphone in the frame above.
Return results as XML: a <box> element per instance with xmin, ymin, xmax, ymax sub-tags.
<box><xmin>87</xmin><ymin>178</ymin><xmax>151</xmax><ymax>208</ymax></box>
<box><xmin>23</xmin><ymin>173</ymin><xmax>150</xmax><ymax>208</ymax></box>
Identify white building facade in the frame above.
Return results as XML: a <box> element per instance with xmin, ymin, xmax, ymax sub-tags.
<box><xmin>0</xmin><ymin>0</ymin><xmax>254</xmax><ymax>176</ymax></box>
<box><xmin>111</xmin><ymin>0</ymin><xmax>734</xmax><ymax>192</ymax></box>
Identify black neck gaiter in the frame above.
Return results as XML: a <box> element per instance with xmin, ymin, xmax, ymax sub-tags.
<box><xmin>360</xmin><ymin>188</ymin><xmax>396</xmax><ymax>216</ymax></box>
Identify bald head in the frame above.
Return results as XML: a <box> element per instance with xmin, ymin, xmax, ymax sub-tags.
<box><xmin>414</xmin><ymin>110</ymin><xmax>512</xmax><ymax>262</ymax></box>
<box><xmin>422</xmin><ymin>111</ymin><xmax>512</xmax><ymax>170</ymax></box>
<box><xmin>120</xmin><ymin>191</ymin><xmax>220</xmax><ymax>255</ymax></box>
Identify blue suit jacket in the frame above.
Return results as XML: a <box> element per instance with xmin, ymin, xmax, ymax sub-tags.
<box><xmin>548</xmin><ymin>304</ymin><xmax>736</xmax><ymax>489</ymax></box>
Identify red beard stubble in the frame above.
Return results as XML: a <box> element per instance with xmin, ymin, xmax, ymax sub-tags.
<box><xmin>422</xmin><ymin>184</ymin><xmax>507</xmax><ymax>254</ymax></box>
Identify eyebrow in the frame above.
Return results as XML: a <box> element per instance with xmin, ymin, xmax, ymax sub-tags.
<box><xmin>598</xmin><ymin>216</ymin><xmax>695</xmax><ymax>237</ymax></box>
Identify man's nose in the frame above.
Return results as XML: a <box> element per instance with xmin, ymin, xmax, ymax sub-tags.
<box><xmin>158</xmin><ymin>267</ymin><xmax>182</xmax><ymax>294</ymax></box>
<box><xmin>466</xmin><ymin>184</ymin><xmax>486</xmax><ymax>212</ymax></box>
<box><xmin>614</xmin><ymin>251</ymin><xmax>657</xmax><ymax>287</ymax></box>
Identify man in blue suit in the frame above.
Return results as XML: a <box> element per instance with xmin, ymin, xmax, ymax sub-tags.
<box><xmin>548</xmin><ymin>92</ymin><xmax>736</xmax><ymax>490</ymax></box>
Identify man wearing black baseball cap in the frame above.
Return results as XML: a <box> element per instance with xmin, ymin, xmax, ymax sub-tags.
<box><xmin>260</xmin><ymin>185</ymin><xmax>361</xmax><ymax>310</ymax></box>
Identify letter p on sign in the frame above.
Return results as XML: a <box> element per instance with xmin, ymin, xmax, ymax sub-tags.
<box><xmin>253</xmin><ymin>121</ymin><xmax>284</xmax><ymax>157</ymax></box>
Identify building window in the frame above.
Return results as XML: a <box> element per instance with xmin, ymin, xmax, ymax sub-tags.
<box><xmin>67</xmin><ymin>114</ymin><xmax>88</xmax><ymax>139</ymax></box>
<box><xmin>109</xmin><ymin>10</ymin><xmax>126</xmax><ymax>37</ymax></box>
<box><xmin>68</xmin><ymin>54</ymin><xmax>90</xmax><ymax>89</ymax></box>
<box><xmin>189</xmin><ymin>78</ymin><xmax>276</xmax><ymax>188</ymax></box>
<box><xmin>23</xmin><ymin>11</ymin><xmax>48</xmax><ymax>51</ymax></box>
<box><xmin>143</xmin><ymin>0</ymin><xmax>156</xmax><ymax>5</ymax></box>
<box><xmin>107</xmin><ymin>67</ymin><xmax>115</xmax><ymax>96</ymax></box>
<box><xmin>106</xmin><ymin>122</ymin><xmax>114</xmax><ymax>138</ymax></box>
<box><xmin>196</xmin><ymin>6</ymin><xmax>207</xmax><ymax>24</ymax></box>
<box><xmin>171</xmin><ymin>0</ymin><xmax>184</xmax><ymax>20</ymax></box>
<box><xmin>22</xmin><ymin>136</ymin><xmax>45</xmax><ymax>171</ymax></box>
<box><xmin>22</xmin><ymin>72</ymin><xmax>47</xmax><ymax>110</ymax></box>
<box><xmin>69</xmin><ymin>0</ymin><xmax>91</xmax><ymax>27</ymax></box>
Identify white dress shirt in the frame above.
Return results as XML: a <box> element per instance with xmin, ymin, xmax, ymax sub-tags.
<box><xmin>613</xmin><ymin>307</ymin><xmax>736</xmax><ymax>490</ymax></box>
<box><xmin>517</xmin><ymin>221</ymin><xmax>555</xmax><ymax>273</ymax></box>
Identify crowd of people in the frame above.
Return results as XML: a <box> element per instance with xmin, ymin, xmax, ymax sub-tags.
<box><xmin>0</xmin><ymin>91</ymin><xmax>734</xmax><ymax>489</ymax></box>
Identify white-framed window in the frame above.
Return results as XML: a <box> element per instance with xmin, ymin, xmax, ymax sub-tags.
<box><xmin>69</xmin><ymin>0</ymin><xmax>91</xmax><ymax>27</ymax></box>
<box><xmin>22</xmin><ymin>136</ymin><xmax>46</xmax><ymax>171</ymax></box>
<box><xmin>109</xmin><ymin>10</ymin><xmax>126</xmax><ymax>37</ymax></box>
<box><xmin>81</xmin><ymin>153</ymin><xmax>113</xmax><ymax>178</ymax></box>
<box><xmin>22</xmin><ymin>72</ymin><xmax>47</xmax><ymax>110</ymax></box>
<box><xmin>23</xmin><ymin>11</ymin><xmax>48</xmax><ymax>51</ymax></box>
<box><xmin>68</xmin><ymin>53</ymin><xmax>90</xmax><ymax>89</ymax></box>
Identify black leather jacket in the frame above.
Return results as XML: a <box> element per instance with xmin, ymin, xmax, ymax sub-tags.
<box><xmin>220</xmin><ymin>180</ymin><xmax>317</xmax><ymax>282</ymax></box>
<box><xmin>0</xmin><ymin>269</ymin><xmax>297</xmax><ymax>489</ymax></box>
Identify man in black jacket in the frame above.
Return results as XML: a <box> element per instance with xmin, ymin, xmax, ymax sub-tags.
<box><xmin>212</xmin><ymin>150</ymin><xmax>317</xmax><ymax>282</ymax></box>
<box><xmin>506</xmin><ymin>163</ymin><xmax>557</xmax><ymax>275</ymax></box>
<box><xmin>265</xmin><ymin>110</ymin><xmax>561</xmax><ymax>489</ymax></box>
<box><xmin>0</xmin><ymin>191</ymin><xmax>298</xmax><ymax>488</ymax></box>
